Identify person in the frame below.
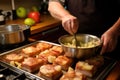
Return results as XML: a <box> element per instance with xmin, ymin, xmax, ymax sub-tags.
<box><xmin>48</xmin><ymin>0</ymin><xmax>120</xmax><ymax>59</ymax></box>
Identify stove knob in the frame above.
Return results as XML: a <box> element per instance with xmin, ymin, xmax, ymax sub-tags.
<box><xmin>0</xmin><ymin>74</ymin><xmax>5</xmax><ymax>80</ymax></box>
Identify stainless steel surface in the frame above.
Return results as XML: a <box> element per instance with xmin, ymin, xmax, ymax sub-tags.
<box><xmin>59</xmin><ymin>34</ymin><xmax>102</xmax><ymax>59</ymax></box>
<box><xmin>0</xmin><ymin>24</ymin><xmax>30</xmax><ymax>45</ymax></box>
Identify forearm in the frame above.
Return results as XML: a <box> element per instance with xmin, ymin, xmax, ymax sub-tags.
<box><xmin>108</xmin><ymin>17</ymin><xmax>120</xmax><ymax>36</ymax></box>
<box><xmin>48</xmin><ymin>1</ymin><xmax>71</xmax><ymax>20</ymax></box>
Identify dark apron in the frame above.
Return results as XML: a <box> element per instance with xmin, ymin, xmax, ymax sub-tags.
<box><xmin>65</xmin><ymin>0</ymin><xmax>119</xmax><ymax>37</ymax></box>
<box><xmin>64</xmin><ymin>0</ymin><xmax>120</xmax><ymax>59</ymax></box>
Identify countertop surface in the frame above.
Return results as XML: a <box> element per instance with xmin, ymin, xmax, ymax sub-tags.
<box><xmin>6</xmin><ymin>14</ymin><xmax>61</xmax><ymax>35</ymax></box>
<box><xmin>5</xmin><ymin>14</ymin><xmax>120</xmax><ymax>80</ymax></box>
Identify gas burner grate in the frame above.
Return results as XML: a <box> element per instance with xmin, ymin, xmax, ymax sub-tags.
<box><xmin>0</xmin><ymin>62</ymin><xmax>43</xmax><ymax>80</ymax></box>
<box><xmin>13</xmin><ymin>73</ymin><xmax>36</xmax><ymax>80</ymax></box>
<box><xmin>0</xmin><ymin>68</ymin><xmax>18</xmax><ymax>80</ymax></box>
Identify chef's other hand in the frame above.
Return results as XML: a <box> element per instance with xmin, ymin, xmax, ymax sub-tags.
<box><xmin>62</xmin><ymin>15</ymin><xmax>79</xmax><ymax>35</ymax></box>
<box><xmin>100</xmin><ymin>29</ymin><xmax>118</xmax><ymax>55</ymax></box>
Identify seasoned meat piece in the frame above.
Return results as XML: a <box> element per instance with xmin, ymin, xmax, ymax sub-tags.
<box><xmin>60</xmin><ymin>67</ymin><xmax>87</xmax><ymax>80</ymax></box>
<box><xmin>38</xmin><ymin>64</ymin><xmax>62</xmax><ymax>80</ymax></box>
<box><xmin>36</xmin><ymin>42</ymin><xmax>53</xmax><ymax>52</ymax></box>
<box><xmin>49</xmin><ymin>46</ymin><xmax>63</xmax><ymax>57</ymax></box>
<box><xmin>21</xmin><ymin>57</ymin><xmax>43</xmax><ymax>72</ymax></box>
<box><xmin>75</xmin><ymin>61</ymin><xmax>95</xmax><ymax>77</ymax></box>
<box><xmin>22</xmin><ymin>46</ymin><xmax>39</xmax><ymax>57</ymax></box>
<box><xmin>53</xmin><ymin>55</ymin><xmax>73</xmax><ymax>71</ymax></box>
<box><xmin>37</xmin><ymin>50</ymin><xmax>56</xmax><ymax>64</ymax></box>
<box><xmin>85</xmin><ymin>55</ymin><xmax>104</xmax><ymax>69</ymax></box>
<box><xmin>5</xmin><ymin>53</ymin><xmax>24</xmax><ymax>62</ymax></box>
<box><xmin>75</xmin><ymin>56</ymin><xmax>104</xmax><ymax>77</ymax></box>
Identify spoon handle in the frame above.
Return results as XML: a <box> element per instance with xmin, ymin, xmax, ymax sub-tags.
<box><xmin>74</xmin><ymin>34</ymin><xmax>77</xmax><ymax>48</ymax></box>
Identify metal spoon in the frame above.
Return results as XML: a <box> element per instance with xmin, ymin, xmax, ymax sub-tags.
<box><xmin>73</xmin><ymin>34</ymin><xmax>78</xmax><ymax>48</ymax></box>
<box><xmin>73</xmin><ymin>33</ymin><xmax>79</xmax><ymax>57</ymax></box>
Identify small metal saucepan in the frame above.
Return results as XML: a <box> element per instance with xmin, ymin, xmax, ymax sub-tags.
<box><xmin>0</xmin><ymin>24</ymin><xmax>30</xmax><ymax>45</ymax></box>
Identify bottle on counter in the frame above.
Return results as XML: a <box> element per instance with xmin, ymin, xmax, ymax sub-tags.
<box><xmin>0</xmin><ymin>9</ymin><xmax>5</xmax><ymax>25</ymax></box>
<box><xmin>39</xmin><ymin>0</ymin><xmax>49</xmax><ymax>14</ymax></box>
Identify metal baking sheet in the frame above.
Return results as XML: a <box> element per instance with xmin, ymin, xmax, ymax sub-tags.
<box><xmin>0</xmin><ymin>40</ymin><xmax>60</xmax><ymax>56</ymax></box>
<box><xmin>0</xmin><ymin>40</ymin><xmax>117</xmax><ymax>80</ymax></box>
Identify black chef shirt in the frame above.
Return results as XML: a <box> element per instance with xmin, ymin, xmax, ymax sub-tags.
<box><xmin>64</xmin><ymin>0</ymin><xmax>120</xmax><ymax>37</ymax></box>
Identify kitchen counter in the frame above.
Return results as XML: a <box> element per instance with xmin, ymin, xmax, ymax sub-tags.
<box><xmin>5</xmin><ymin>14</ymin><xmax>120</xmax><ymax>80</ymax></box>
<box><xmin>6</xmin><ymin>14</ymin><xmax>63</xmax><ymax>42</ymax></box>
<box><xmin>6</xmin><ymin>14</ymin><xmax>61</xmax><ymax>35</ymax></box>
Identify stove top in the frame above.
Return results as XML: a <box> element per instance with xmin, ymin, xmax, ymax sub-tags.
<box><xmin>0</xmin><ymin>41</ymin><xmax>31</xmax><ymax>53</ymax></box>
<box><xmin>0</xmin><ymin>61</ymin><xmax>43</xmax><ymax>80</ymax></box>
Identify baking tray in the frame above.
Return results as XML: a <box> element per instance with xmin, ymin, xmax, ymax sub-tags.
<box><xmin>0</xmin><ymin>40</ymin><xmax>117</xmax><ymax>80</ymax></box>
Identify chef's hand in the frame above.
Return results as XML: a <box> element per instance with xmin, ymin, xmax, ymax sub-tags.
<box><xmin>100</xmin><ymin>29</ymin><xmax>118</xmax><ymax>55</ymax></box>
<box><xmin>61</xmin><ymin>15</ymin><xmax>79</xmax><ymax>35</ymax></box>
